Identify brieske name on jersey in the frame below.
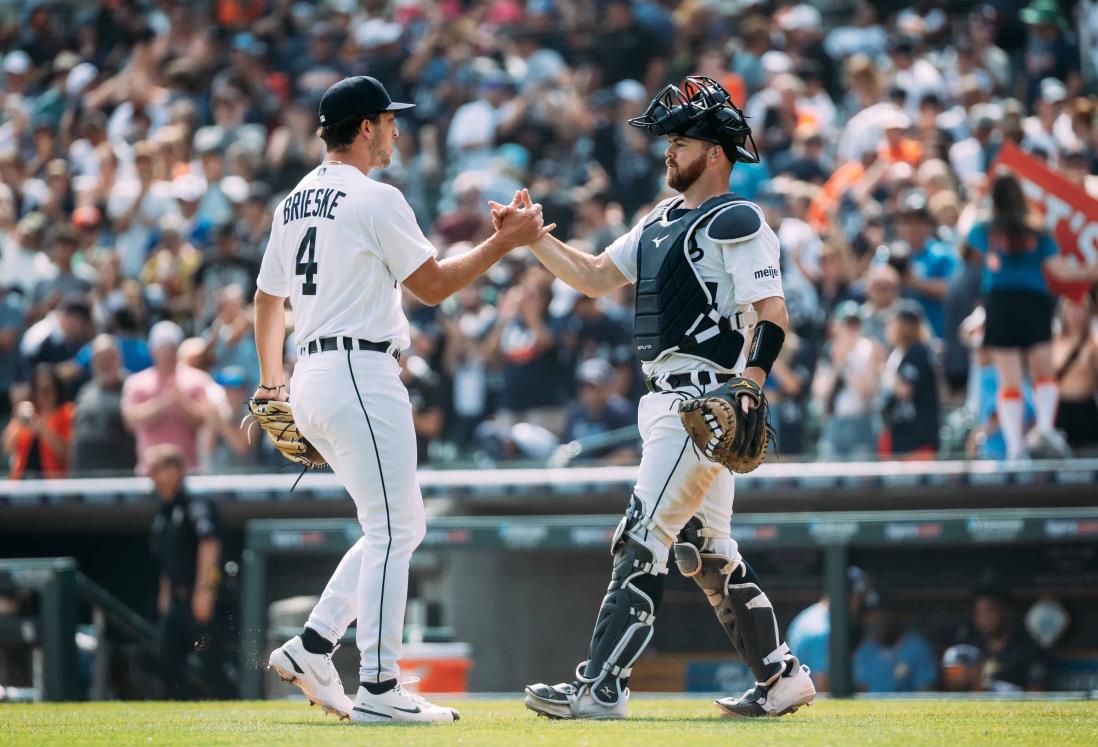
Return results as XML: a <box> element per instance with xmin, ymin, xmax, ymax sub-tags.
<box><xmin>283</xmin><ymin>187</ymin><xmax>347</xmax><ymax>224</ymax></box>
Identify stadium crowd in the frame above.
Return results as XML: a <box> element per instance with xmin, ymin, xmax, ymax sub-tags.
<box><xmin>2</xmin><ymin>0</ymin><xmax>1098</xmax><ymax>478</ymax></box>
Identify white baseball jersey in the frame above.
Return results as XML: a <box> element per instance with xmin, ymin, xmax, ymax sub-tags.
<box><xmin>604</xmin><ymin>198</ymin><xmax>784</xmax><ymax>376</ymax></box>
<box><xmin>256</xmin><ymin>162</ymin><xmax>436</xmax><ymax>350</ymax></box>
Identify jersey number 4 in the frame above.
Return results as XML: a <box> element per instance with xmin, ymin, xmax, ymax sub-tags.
<box><xmin>295</xmin><ymin>226</ymin><xmax>318</xmax><ymax>295</ymax></box>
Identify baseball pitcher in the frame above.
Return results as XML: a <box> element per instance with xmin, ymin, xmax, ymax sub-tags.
<box><xmin>251</xmin><ymin>76</ymin><xmax>547</xmax><ymax>723</ymax></box>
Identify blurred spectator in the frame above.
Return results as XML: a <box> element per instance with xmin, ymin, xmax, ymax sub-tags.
<box><xmin>958</xmin><ymin>586</ymin><xmax>1048</xmax><ymax>692</ymax></box>
<box><xmin>859</xmin><ymin>264</ymin><xmax>903</xmax><ymax>348</ymax></box>
<box><xmin>853</xmin><ymin>593</ymin><xmax>937</xmax><ymax>693</ymax></box>
<box><xmin>949</xmin><ymin>103</ymin><xmax>1002</xmax><ymax>190</ymax></box>
<box><xmin>787</xmin><ymin>567</ymin><xmax>871</xmax><ymax>692</ymax></box>
<box><xmin>892</xmin><ymin>190</ymin><xmax>958</xmax><ymax>339</ymax></box>
<box><xmin>14</xmin><ymin>292</ymin><xmax>94</xmax><ymax>403</ymax></box>
<box><xmin>440</xmin><ymin>277</ymin><xmax>497</xmax><ymax>446</ymax></box>
<box><xmin>431</xmin><ymin>175</ymin><xmax>493</xmax><ymax>246</ymax></box>
<box><xmin>0</xmin><ymin>284</ymin><xmax>24</xmax><ymax>423</ymax></box>
<box><xmin>1020</xmin><ymin>0</ymin><xmax>1080</xmax><ymax>110</ymax></box>
<box><xmin>121</xmin><ymin>320</ymin><xmax>209</xmax><ymax>473</ymax></box>
<box><xmin>74</xmin><ymin>306</ymin><xmax>152</xmax><ymax>379</ymax></box>
<box><xmin>1022</xmin><ymin>78</ymin><xmax>1067</xmax><ymax>165</ymax></box>
<box><xmin>29</xmin><ymin>225</ymin><xmax>92</xmax><ymax>316</ymax></box>
<box><xmin>813</xmin><ymin>301</ymin><xmax>884</xmax><ymax>459</ymax></box>
<box><xmin>106</xmin><ymin>140</ymin><xmax>177</xmax><ymax>279</ymax></box>
<box><xmin>963</xmin><ymin>173</ymin><xmax>1098</xmax><ymax>459</ymax></box>
<box><xmin>140</xmin><ymin>214</ymin><xmax>203</xmax><ymax>325</ymax></box>
<box><xmin>147</xmin><ymin>444</ymin><xmax>233</xmax><ymax>699</ymax></box>
<box><xmin>402</xmin><ymin>354</ymin><xmax>445</xmax><ymax>465</ymax></box>
<box><xmin>879</xmin><ymin>302</ymin><xmax>940</xmax><ymax>458</ymax></box>
<box><xmin>1</xmin><ymin>212</ymin><xmax>52</xmax><ymax>297</ymax></box>
<box><xmin>201</xmin><ymin>285</ymin><xmax>259</xmax><ymax>393</ymax></box>
<box><xmin>766</xmin><ymin>330</ymin><xmax>816</xmax><ymax>456</ymax></box>
<box><xmin>562</xmin><ymin>359</ymin><xmax>637</xmax><ymax>463</ymax></box>
<box><xmin>940</xmin><ymin>644</ymin><xmax>985</xmax><ymax>692</ymax></box>
<box><xmin>2</xmin><ymin>363</ymin><xmax>74</xmax><ymax>479</ymax></box>
<box><xmin>1051</xmin><ymin>297</ymin><xmax>1098</xmax><ymax>452</ymax></box>
<box><xmin>70</xmin><ymin>334</ymin><xmax>136</xmax><ymax>475</ymax></box>
<box><xmin>201</xmin><ymin>366</ymin><xmax>260</xmax><ymax>474</ymax></box>
<box><xmin>193</xmin><ymin>223</ymin><xmax>259</xmax><ymax>328</ymax></box>
<box><xmin>486</xmin><ymin>267</ymin><xmax>567</xmax><ymax>435</ymax></box>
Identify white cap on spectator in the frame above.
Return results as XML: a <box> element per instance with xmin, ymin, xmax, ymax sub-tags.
<box><xmin>760</xmin><ymin>50</ymin><xmax>793</xmax><ymax>78</ymax></box>
<box><xmin>3</xmin><ymin>50</ymin><xmax>31</xmax><ymax>75</ymax></box>
<box><xmin>221</xmin><ymin>175</ymin><xmax>250</xmax><ymax>204</ymax></box>
<box><xmin>613</xmin><ymin>79</ymin><xmax>647</xmax><ymax>104</ymax></box>
<box><xmin>172</xmin><ymin>174</ymin><xmax>207</xmax><ymax>202</ymax></box>
<box><xmin>148</xmin><ymin>320</ymin><xmax>184</xmax><ymax>351</ymax></box>
<box><xmin>354</xmin><ymin>18</ymin><xmax>403</xmax><ymax>50</ymax></box>
<box><xmin>778</xmin><ymin>4</ymin><xmax>821</xmax><ymax>32</ymax></box>
<box><xmin>1039</xmin><ymin>77</ymin><xmax>1067</xmax><ymax>104</ymax></box>
<box><xmin>66</xmin><ymin>62</ymin><xmax>98</xmax><ymax>97</ymax></box>
<box><xmin>881</xmin><ymin>106</ymin><xmax>912</xmax><ymax>131</ymax></box>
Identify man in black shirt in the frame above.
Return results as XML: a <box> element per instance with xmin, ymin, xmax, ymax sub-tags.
<box><xmin>148</xmin><ymin>444</ymin><xmax>232</xmax><ymax>698</ymax></box>
<box><xmin>963</xmin><ymin>586</ymin><xmax>1048</xmax><ymax>692</ymax></box>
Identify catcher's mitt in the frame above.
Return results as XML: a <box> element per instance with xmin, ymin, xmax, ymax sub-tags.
<box><xmin>678</xmin><ymin>377</ymin><xmax>774</xmax><ymax>473</ymax></box>
<box><xmin>244</xmin><ymin>399</ymin><xmax>327</xmax><ymax>470</ymax></box>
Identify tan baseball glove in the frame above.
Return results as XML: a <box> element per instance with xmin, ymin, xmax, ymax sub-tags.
<box><xmin>244</xmin><ymin>399</ymin><xmax>327</xmax><ymax>469</ymax></box>
<box><xmin>678</xmin><ymin>377</ymin><xmax>774</xmax><ymax>474</ymax></box>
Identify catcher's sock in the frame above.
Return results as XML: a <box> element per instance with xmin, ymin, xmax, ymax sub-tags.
<box><xmin>301</xmin><ymin>627</ymin><xmax>334</xmax><ymax>655</ymax></box>
<box><xmin>361</xmin><ymin>678</ymin><xmax>397</xmax><ymax>695</ymax></box>
<box><xmin>1033</xmin><ymin>377</ymin><xmax>1058</xmax><ymax>434</ymax></box>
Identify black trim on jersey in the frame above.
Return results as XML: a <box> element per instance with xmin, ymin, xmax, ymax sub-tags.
<box><xmin>347</xmin><ymin>349</ymin><xmax>392</xmax><ymax>683</ymax></box>
<box><xmin>643</xmin><ymin>436</ymin><xmax>691</xmax><ymax>542</ymax></box>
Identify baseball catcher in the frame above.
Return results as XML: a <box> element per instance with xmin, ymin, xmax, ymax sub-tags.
<box><xmin>495</xmin><ymin>76</ymin><xmax>814</xmax><ymax>720</ymax></box>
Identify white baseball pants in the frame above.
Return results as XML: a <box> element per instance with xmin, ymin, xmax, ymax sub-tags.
<box><xmin>630</xmin><ymin>384</ymin><xmax>741</xmax><ymax>567</ymax></box>
<box><xmin>290</xmin><ymin>349</ymin><xmax>425</xmax><ymax>684</ymax></box>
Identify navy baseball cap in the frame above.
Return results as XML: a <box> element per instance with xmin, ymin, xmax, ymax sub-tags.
<box><xmin>318</xmin><ymin>76</ymin><xmax>414</xmax><ymax>124</ymax></box>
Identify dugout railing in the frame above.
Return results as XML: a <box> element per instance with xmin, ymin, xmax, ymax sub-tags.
<box><xmin>0</xmin><ymin>557</ymin><xmax>209</xmax><ymax>701</ymax></box>
<box><xmin>240</xmin><ymin>506</ymin><xmax>1098</xmax><ymax>699</ymax></box>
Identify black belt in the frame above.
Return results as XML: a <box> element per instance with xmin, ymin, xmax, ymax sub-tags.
<box><xmin>299</xmin><ymin>336</ymin><xmax>399</xmax><ymax>360</ymax></box>
<box><xmin>645</xmin><ymin>371</ymin><xmax>736</xmax><ymax>393</ymax></box>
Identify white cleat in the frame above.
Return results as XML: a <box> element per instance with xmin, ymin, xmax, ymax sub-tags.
<box><xmin>523</xmin><ymin>680</ymin><xmax>629</xmax><ymax>720</ymax></box>
<box><xmin>350</xmin><ymin>678</ymin><xmax>460</xmax><ymax>723</ymax></box>
<box><xmin>715</xmin><ymin>663</ymin><xmax>816</xmax><ymax>718</ymax></box>
<box><xmin>268</xmin><ymin>636</ymin><xmax>354</xmax><ymax>720</ymax></box>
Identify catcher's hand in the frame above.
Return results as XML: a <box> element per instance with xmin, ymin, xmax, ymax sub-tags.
<box><xmin>678</xmin><ymin>377</ymin><xmax>774</xmax><ymax>474</ymax></box>
<box><xmin>244</xmin><ymin>398</ymin><xmax>327</xmax><ymax>469</ymax></box>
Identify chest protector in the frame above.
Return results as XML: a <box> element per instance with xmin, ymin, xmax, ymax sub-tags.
<box><xmin>634</xmin><ymin>194</ymin><xmax>747</xmax><ymax>368</ymax></box>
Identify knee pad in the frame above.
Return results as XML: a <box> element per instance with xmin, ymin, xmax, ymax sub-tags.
<box><xmin>581</xmin><ymin>535</ymin><xmax>666</xmax><ymax>704</ymax></box>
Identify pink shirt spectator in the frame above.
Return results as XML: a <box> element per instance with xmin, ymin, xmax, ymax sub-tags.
<box><xmin>121</xmin><ymin>364</ymin><xmax>209</xmax><ymax>473</ymax></box>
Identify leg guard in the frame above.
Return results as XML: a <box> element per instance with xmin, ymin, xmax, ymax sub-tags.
<box><xmin>674</xmin><ymin>517</ymin><xmax>790</xmax><ymax>685</ymax></box>
<box><xmin>579</xmin><ymin>496</ymin><xmax>666</xmax><ymax>705</ymax></box>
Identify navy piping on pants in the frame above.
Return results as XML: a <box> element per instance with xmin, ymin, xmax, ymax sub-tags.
<box><xmin>643</xmin><ymin>436</ymin><xmax>691</xmax><ymax>542</ymax></box>
<box><xmin>346</xmin><ymin>349</ymin><xmax>392</xmax><ymax>682</ymax></box>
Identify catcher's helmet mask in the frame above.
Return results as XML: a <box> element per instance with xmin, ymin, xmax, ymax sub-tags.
<box><xmin>628</xmin><ymin>76</ymin><xmax>759</xmax><ymax>165</ymax></box>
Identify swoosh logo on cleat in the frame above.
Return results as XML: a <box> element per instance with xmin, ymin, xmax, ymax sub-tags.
<box><xmin>353</xmin><ymin>707</ymin><xmax>392</xmax><ymax>719</ymax></box>
<box><xmin>283</xmin><ymin>651</ymin><xmax>305</xmax><ymax>675</ymax></box>
<box><xmin>392</xmin><ymin>706</ymin><xmax>422</xmax><ymax>714</ymax></box>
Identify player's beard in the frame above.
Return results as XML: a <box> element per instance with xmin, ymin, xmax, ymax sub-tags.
<box><xmin>666</xmin><ymin>153</ymin><xmax>706</xmax><ymax>193</ymax></box>
<box><xmin>369</xmin><ymin>137</ymin><xmax>391</xmax><ymax>168</ymax></box>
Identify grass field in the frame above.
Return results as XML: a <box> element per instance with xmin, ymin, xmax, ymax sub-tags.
<box><xmin>3</xmin><ymin>697</ymin><xmax>1097</xmax><ymax>746</ymax></box>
